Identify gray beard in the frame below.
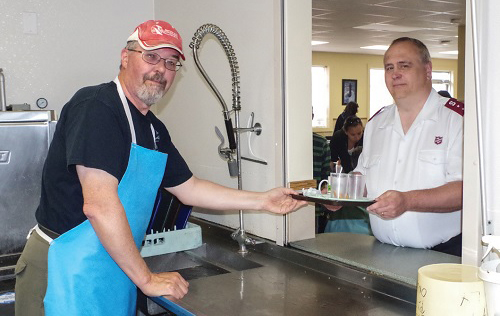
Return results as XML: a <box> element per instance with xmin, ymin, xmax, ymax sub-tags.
<box><xmin>137</xmin><ymin>73</ymin><xmax>167</xmax><ymax>106</ymax></box>
<box><xmin>137</xmin><ymin>84</ymin><xmax>164</xmax><ymax>106</ymax></box>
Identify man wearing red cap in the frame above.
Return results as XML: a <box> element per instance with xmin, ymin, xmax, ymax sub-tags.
<box><xmin>15</xmin><ymin>20</ymin><xmax>306</xmax><ymax>315</ymax></box>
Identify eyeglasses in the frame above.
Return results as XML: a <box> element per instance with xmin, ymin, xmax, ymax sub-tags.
<box><xmin>127</xmin><ymin>49</ymin><xmax>182</xmax><ymax>72</ymax></box>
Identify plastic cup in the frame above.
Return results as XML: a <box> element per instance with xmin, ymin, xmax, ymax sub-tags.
<box><xmin>347</xmin><ymin>174</ymin><xmax>366</xmax><ymax>199</ymax></box>
<box><xmin>331</xmin><ymin>173</ymin><xmax>348</xmax><ymax>199</ymax></box>
<box><xmin>479</xmin><ymin>259</ymin><xmax>500</xmax><ymax>316</ymax></box>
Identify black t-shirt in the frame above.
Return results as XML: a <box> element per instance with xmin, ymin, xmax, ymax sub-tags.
<box><xmin>35</xmin><ymin>81</ymin><xmax>192</xmax><ymax>234</ymax></box>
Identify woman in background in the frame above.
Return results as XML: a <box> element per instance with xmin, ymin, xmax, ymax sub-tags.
<box><xmin>333</xmin><ymin>101</ymin><xmax>358</xmax><ymax>133</ymax></box>
<box><xmin>330</xmin><ymin>115</ymin><xmax>363</xmax><ymax>174</ymax></box>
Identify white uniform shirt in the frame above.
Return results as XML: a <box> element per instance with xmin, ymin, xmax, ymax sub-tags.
<box><xmin>355</xmin><ymin>89</ymin><xmax>463</xmax><ymax>249</ymax></box>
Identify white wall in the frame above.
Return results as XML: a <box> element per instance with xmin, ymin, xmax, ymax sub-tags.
<box><xmin>462</xmin><ymin>0</ymin><xmax>482</xmax><ymax>265</ymax></box>
<box><xmin>0</xmin><ymin>0</ymin><xmax>154</xmax><ymax>115</ymax></box>
<box><xmin>462</xmin><ymin>0</ymin><xmax>500</xmax><ymax>264</ymax></box>
<box><xmin>153</xmin><ymin>0</ymin><xmax>314</xmax><ymax>242</ymax></box>
<box><xmin>476</xmin><ymin>0</ymin><xmax>500</xmax><ymax>237</ymax></box>
<box><xmin>283</xmin><ymin>1</ymin><xmax>315</xmax><ymax>242</ymax></box>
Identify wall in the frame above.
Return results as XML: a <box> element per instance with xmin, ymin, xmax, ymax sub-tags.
<box><xmin>462</xmin><ymin>0</ymin><xmax>481</xmax><ymax>264</ymax></box>
<box><xmin>0</xmin><ymin>0</ymin><xmax>154</xmax><ymax>115</ymax></box>
<box><xmin>312</xmin><ymin>52</ymin><xmax>458</xmax><ymax>135</ymax></box>
<box><xmin>154</xmin><ymin>0</ymin><xmax>313</xmax><ymax>242</ymax></box>
<box><xmin>477</xmin><ymin>0</ymin><xmax>500</xmax><ymax>237</ymax></box>
<box><xmin>283</xmin><ymin>0</ymin><xmax>315</xmax><ymax>243</ymax></box>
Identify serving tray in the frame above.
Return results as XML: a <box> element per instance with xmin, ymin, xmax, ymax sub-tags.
<box><xmin>292</xmin><ymin>193</ymin><xmax>375</xmax><ymax>207</ymax></box>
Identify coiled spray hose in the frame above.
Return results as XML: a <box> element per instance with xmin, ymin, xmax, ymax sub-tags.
<box><xmin>190</xmin><ymin>24</ymin><xmax>240</xmax><ymax>150</ymax></box>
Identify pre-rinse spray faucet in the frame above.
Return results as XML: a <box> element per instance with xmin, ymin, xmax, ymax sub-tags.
<box><xmin>190</xmin><ymin>24</ymin><xmax>262</xmax><ymax>253</ymax></box>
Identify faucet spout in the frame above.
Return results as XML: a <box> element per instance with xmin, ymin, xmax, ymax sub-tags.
<box><xmin>231</xmin><ymin>227</ymin><xmax>256</xmax><ymax>254</ymax></box>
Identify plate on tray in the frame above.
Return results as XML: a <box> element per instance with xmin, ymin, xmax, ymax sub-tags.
<box><xmin>292</xmin><ymin>193</ymin><xmax>375</xmax><ymax>207</ymax></box>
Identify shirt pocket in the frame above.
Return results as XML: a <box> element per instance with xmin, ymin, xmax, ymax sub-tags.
<box><xmin>418</xmin><ymin>150</ymin><xmax>446</xmax><ymax>188</ymax></box>
<box><xmin>14</xmin><ymin>258</ymin><xmax>27</xmax><ymax>277</ymax></box>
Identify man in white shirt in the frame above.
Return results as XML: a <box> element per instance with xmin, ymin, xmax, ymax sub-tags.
<box><xmin>354</xmin><ymin>37</ymin><xmax>463</xmax><ymax>256</ymax></box>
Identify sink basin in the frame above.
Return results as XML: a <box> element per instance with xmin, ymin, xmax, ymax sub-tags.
<box><xmin>143</xmin><ymin>243</ymin><xmax>262</xmax><ymax>279</ymax></box>
<box><xmin>187</xmin><ymin>243</ymin><xmax>262</xmax><ymax>272</ymax></box>
<box><xmin>138</xmin><ymin>243</ymin><xmax>263</xmax><ymax>315</ymax></box>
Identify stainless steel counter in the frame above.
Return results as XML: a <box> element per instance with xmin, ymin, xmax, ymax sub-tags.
<box><xmin>140</xmin><ymin>218</ymin><xmax>418</xmax><ymax>316</ymax></box>
<box><xmin>291</xmin><ymin>232</ymin><xmax>461</xmax><ymax>286</ymax></box>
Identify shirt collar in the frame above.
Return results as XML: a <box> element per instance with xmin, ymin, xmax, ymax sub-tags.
<box><xmin>416</xmin><ymin>88</ymin><xmax>440</xmax><ymax>123</ymax></box>
<box><xmin>378</xmin><ymin>88</ymin><xmax>439</xmax><ymax>129</ymax></box>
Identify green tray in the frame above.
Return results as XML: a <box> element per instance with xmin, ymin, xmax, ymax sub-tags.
<box><xmin>292</xmin><ymin>193</ymin><xmax>375</xmax><ymax>207</ymax></box>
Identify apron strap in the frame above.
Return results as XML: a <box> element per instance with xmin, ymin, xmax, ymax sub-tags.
<box><xmin>113</xmin><ymin>77</ymin><xmax>157</xmax><ymax>147</ymax></box>
<box><xmin>114</xmin><ymin>77</ymin><xmax>137</xmax><ymax>144</ymax></box>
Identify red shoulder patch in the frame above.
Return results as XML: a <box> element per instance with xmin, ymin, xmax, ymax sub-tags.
<box><xmin>444</xmin><ymin>98</ymin><xmax>464</xmax><ymax>116</ymax></box>
<box><xmin>368</xmin><ymin>106</ymin><xmax>385</xmax><ymax>122</ymax></box>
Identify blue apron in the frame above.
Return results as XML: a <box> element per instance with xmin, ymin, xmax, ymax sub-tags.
<box><xmin>44</xmin><ymin>78</ymin><xmax>167</xmax><ymax>315</ymax></box>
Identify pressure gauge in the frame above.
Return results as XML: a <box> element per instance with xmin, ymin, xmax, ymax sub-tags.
<box><xmin>36</xmin><ymin>97</ymin><xmax>48</xmax><ymax>109</ymax></box>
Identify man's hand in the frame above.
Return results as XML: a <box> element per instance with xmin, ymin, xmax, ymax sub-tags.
<box><xmin>366</xmin><ymin>190</ymin><xmax>408</xmax><ymax>219</ymax></box>
<box><xmin>260</xmin><ymin>188</ymin><xmax>308</xmax><ymax>214</ymax></box>
<box><xmin>139</xmin><ymin>272</ymin><xmax>189</xmax><ymax>300</ymax></box>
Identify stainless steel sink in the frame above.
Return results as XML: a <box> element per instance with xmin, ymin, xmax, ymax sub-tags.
<box><xmin>187</xmin><ymin>243</ymin><xmax>262</xmax><ymax>272</ymax></box>
<box><xmin>138</xmin><ymin>243</ymin><xmax>263</xmax><ymax>315</ymax></box>
<box><xmin>144</xmin><ymin>243</ymin><xmax>263</xmax><ymax>279</ymax></box>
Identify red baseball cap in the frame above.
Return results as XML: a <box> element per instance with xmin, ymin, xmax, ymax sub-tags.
<box><xmin>127</xmin><ymin>20</ymin><xmax>185</xmax><ymax>60</ymax></box>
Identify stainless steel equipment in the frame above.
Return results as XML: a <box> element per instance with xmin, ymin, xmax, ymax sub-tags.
<box><xmin>0</xmin><ymin>111</ymin><xmax>57</xmax><ymax>255</ymax></box>
<box><xmin>0</xmin><ymin>69</ymin><xmax>6</xmax><ymax>112</ymax></box>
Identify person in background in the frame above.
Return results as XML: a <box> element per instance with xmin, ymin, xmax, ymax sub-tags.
<box><xmin>438</xmin><ymin>90</ymin><xmax>452</xmax><ymax>98</ymax></box>
<box><xmin>330</xmin><ymin>115</ymin><xmax>364</xmax><ymax>174</ymax></box>
<box><xmin>355</xmin><ymin>37</ymin><xmax>463</xmax><ymax>256</ymax></box>
<box><xmin>333</xmin><ymin>101</ymin><xmax>358</xmax><ymax>133</ymax></box>
<box><xmin>325</xmin><ymin>115</ymin><xmax>371</xmax><ymax>235</ymax></box>
<box><xmin>15</xmin><ymin>20</ymin><xmax>307</xmax><ymax>316</ymax></box>
<box><xmin>312</xmin><ymin>109</ymin><xmax>331</xmax><ymax>233</ymax></box>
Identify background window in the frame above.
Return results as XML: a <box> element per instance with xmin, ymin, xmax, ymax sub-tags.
<box><xmin>432</xmin><ymin>71</ymin><xmax>453</xmax><ymax>97</ymax></box>
<box><xmin>369</xmin><ymin>69</ymin><xmax>393</xmax><ymax>117</ymax></box>
<box><xmin>312</xmin><ymin>66</ymin><xmax>329</xmax><ymax>128</ymax></box>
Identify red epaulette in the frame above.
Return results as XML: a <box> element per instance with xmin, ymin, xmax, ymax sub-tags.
<box><xmin>444</xmin><ymin>98</ymin><xmax>464</xmax><ymax>116</ymax></box>
<box><xmin>368</xmin><ymin>106</ymin><xmax>386</xmax><ymax>122</ymax></box>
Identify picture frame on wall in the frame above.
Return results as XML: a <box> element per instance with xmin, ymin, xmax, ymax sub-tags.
<box><xmin>342</xmin><ymin>79</ymin><xmax>357</xmax><ymax>105</ymax></box>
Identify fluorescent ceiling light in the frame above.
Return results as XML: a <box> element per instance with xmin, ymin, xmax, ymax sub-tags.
<box><xmin>354</xmin><ymin>23</ymin><xmax>424</xmax><ymax>32</ymax></box>
<box><xmin>360</xmin><ymin>45</ymin><xmax>389</xmax><ymax>51</ymax></box>
<box><xmin>312</xmin><ymin>41</ymin><xmax>329</xmax><ymax>46</ymax></box>
<box><xmin>439</xmin><ymin>50</ymin><xmax>458</xmax><ymax>55</ymax></box>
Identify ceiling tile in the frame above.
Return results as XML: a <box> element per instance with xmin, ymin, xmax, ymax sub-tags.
<box><xmin>312</xmin><ymin>0</ymin><xmax>465</xmax><ymax>59</ymax></box>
